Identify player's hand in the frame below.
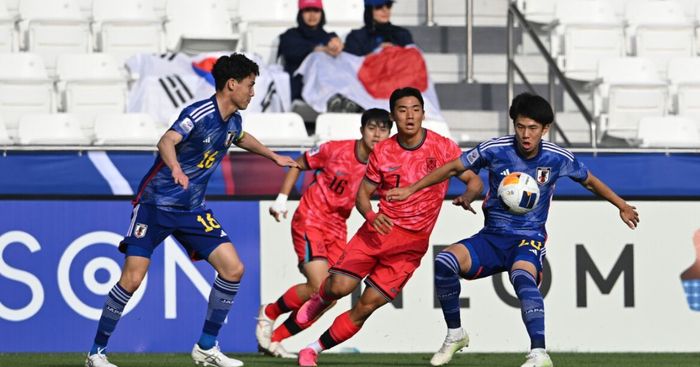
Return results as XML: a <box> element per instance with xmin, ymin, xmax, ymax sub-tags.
<box><xmin>274</xmin><ymin>155</ymin><xmax>299</xmax><ymax>168</ymax></box>
<box><xmin>372</xmin><ymin>213</ymin><xmax>393</xmax><ymax>235</ymax></box>
<box><xmin>380</xmin><ymin>42</ymin><xmax>395</xmax><ymax>49</ymax></box>
<box><xmin>619</xmin><ymin>203</ymin><xmax>639</xmax><ymax>229</ymax></box>
<box><xmin>385</xmin><ymin>187</ymin><xmax>412</xmax><ymax>202</ymax></box>
<box><xmin>452</xmin><ymin>194</ymin><xmax>477</xmax><ymax>214</ymax></box>
<box><xmin>269</xmin><ymin>193</ymin><xmax>289</xmax><ymax>222</ymax></box>
<box><xmin>326</xmin><ymin>37</ymin><xmax>344</xmax><ymax>56</ymax></box>
<box><xmin>172</xmin><ymin>168</ymin><xmax>189</xmax><ymax>190</ymax></box>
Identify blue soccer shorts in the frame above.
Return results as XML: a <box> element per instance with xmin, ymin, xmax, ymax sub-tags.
<box><xmin>457</xmin><ymin>231</ymin><xmax>546</xmax><ymax>284</ymax></box>
<box><xmin>119</xmin><ymin>203</ymin><xmax>232</xmax><ymax>260</ymax></box>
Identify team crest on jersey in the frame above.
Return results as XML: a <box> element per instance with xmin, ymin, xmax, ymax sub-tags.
<box><xmin>225</xmin><ymin>131</ymin><xmax>235</xmax><ymax>147</ymax></box>
<box><xmin>133</xmin><ymin>223</ymin><xmax>148</xmax><ymax>238</ymax></box>
<box><xmin>426</xmin><ymin>157</ymin><xmax>437</xmax><ymax>172</ymax></box>
<box><xmin>536</xmin><ymin>167</ymin><xmax>551</xmax><ymax>185</ymax></box>
<box><xmin>308</xmin><ymin>146</ymin><xmax>321</xmax><ymax>156</ymax></box>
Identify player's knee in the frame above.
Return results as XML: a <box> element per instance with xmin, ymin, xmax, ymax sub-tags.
<box><xmin>327</xmin><ymin>276</ymin><xmax>356</xmax><ymax>298</ymax></box>
<box><xmin>352</xmin><ymin>299</ymin><xmax>382</xmax><ymax>321</ymax></box>
<box><xmin>119</xmin><ymin>273</ymin><xmax>145</xmax><ymax>293</ymax></box>
<box><xmin>219</xmin><ymin>262</ymin><xmax>245</xmax><ymax>281</ymax></box>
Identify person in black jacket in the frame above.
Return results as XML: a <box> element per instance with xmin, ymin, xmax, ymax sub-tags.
<box><xmin>278</xmin><ymin>0</ymin><xmax>343</xmax><ymax>101</ymax></box>
<box><xmin>344</xmin><ymin>0</ymin><xmax>413</xmax><ymax>56</ymax></box>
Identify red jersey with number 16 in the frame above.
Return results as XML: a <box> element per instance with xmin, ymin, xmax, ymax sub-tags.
<box><xmin>297</xmin><ymin>140</ymin><xmax>368</xmax><ymax>238</ymax></box>
<box><xmin>365</xmin><ymin>129</ymin><xmax>461</xmax><ymax>233</ymax></box>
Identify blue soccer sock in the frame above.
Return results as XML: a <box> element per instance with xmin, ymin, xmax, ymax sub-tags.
<box><xmin>435</xmin><ymin>251</ymin><xmax>462</xmax><ymax>329</ymax></box>
<box><xmin>198</xmin><ymin>275</ymin><xmax>240</xmax><ymax>350</ymax></box>
<box><xmin>511</xmin><ymin>269</ymin><xmax>545</xmax><ymax>349</ymax></box>
<box><xmin>91</xmin><ymin>283</ymin><xmax>133</xmax><ymax>355</ymax></box>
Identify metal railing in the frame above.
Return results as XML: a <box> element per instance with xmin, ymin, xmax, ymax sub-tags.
<box><xmin>506</xmin><ymin>1</ymin><xmax>597</xmax><ymax>148</ymax></box>
<box><xmin>424</xmin><ymin>0</ymin><xmax>475</xmax><ymax>83</ymax></box>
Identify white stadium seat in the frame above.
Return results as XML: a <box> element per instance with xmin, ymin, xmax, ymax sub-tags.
<box><xmin>92</xmin><ymin>0</ymin><xmax>165</xmax><ymax>65</ymax></box>
<box><xmin>551</xmin><ymin>0</ymin><xmax>624</xmax><ymax>81</ymax></box>
<box><xmin>593</xmin><ymin>58</ymin><xmax>668</xmax><ymax>142</ymax></box>
<box><xmin>625</xmin><ymin>0</ymin><xmax>695</xmax><ymax>77</ymax></box>
<box><xmin>165</xmin><ymin>0</ymin><xmax>239</xmax><ymax>54</ymax></box>
<box><xmin>94</xmin><ymin>113</ymin><xmax>161</xmax><ymax>145</ymax></box>
<box><xmin>516</xmin><ymin>0</ymin><xmax>556</xmax><ymax>25</ymax></box>
<box><xmin>18</xmin><ymin>113</ymin><xmax>91</xmax><ymax>145</ymax></box>
<box><xmin>422</xmin><ymin>119</ymin><xmax>454</xmax><ymax>141</ymax></box>
<box><xmin>241</xmin><ymin>112</ymin><xmax>314</xmax><ymax>146</ymax></box>
<box><xmin>637</xmin><ymin>116</ymin><xmax>700</xmax><ymax>148</ymax></box>
<box><xmin>0</xmin><ymin>53</ymin><xmax>55</xmax><ymax>140</ymax></box>
<box><xmin>5</xmin><ymin>0</ymin><xmax>17</xmax><ymax>18</ymax></box>
<box><xmin>238</xmin><ymin>0</ymin><xmax>296</xmax><ymax>63</ymax></box>
<box><xmin>315</xmin><ymin>113</ymin><xmax>362</xmax><ymax>142</ymax></box>
<box><xmin>18</xmin><ymin>0</ymin><xmax>90</xmax><ymax>76</ymax></box>
<box><xmin>668</xmin><ymin>58</ymin><xmax>700</xmax><ymax>120</ymax></box>
<box><xmin>0</xmin><ymin>0</ymin><xmax>17</xmax><ymax>52</ymax></box>
<box><xmin>324</xmin><ymin>0</ymin><xmax>363</xmax><ymax>26</ymax></box>
<box><xmin>0</xmin><ymin>115</ymin><xmax>13</xmax><ymax>145</ymax></box>
<box><xmin>56</xmin><ymin>53</ymin><xmax>128</xmax><ymax>135</ymax></box>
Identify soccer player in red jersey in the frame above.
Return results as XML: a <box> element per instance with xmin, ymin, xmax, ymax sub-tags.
<box><xmin>295</xmin><ymin>87</ymin><xmax>483</xmax><ymax>366</ymax></box>
<box><xmin>255</xmin><ymin>109</ymin><xmax>393</xmax><ymax>358</ymax></box>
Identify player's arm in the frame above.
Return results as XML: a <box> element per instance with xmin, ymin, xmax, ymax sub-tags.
<box><xmin>386</xmin><ymin>157</ymin><xmax>467</xmax><ymax>202</ymax></box>
<box><xmin>235</xmin><ymin>132</ymin><xmax>299</xmax><ymax>168</ymax></box>
<box><xmin>269</xmin><ymin>155</ymin><xmax>309</xmax><ymax>222</ymax></box>
<box><xmin>451</xmin><ymin>169</ymin><xmax>483</xmax><ymax>214</ymax></box>
<box><xmin>157</xmin><ymin>130</ymin><xmax>188</xmax><ymax>189</ymax></box>
<box><xmin>580</xmin><ymin>171</ymin><xmax>639</xmax><ymax>229</ymax></box>
<box><xmin>356</xmin><ymin>178</ymin><xmax>393</xmax><ymax>235</ymax></box>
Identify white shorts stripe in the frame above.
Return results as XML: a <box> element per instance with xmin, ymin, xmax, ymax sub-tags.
<box><xmin>126</xmin><ymin>204</ymin><xmax>140</xmax><ymax>237</ymax></box>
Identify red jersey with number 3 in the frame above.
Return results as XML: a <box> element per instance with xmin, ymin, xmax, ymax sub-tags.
<box><xmin>297</xmin><ymin>140</ymin><xmax>368</xmax><ymax>237</ymax></box>
<box><xmin>365</xmin><ymin>129</ymin><xmax>461</xmax><ymax>233</ymax></box>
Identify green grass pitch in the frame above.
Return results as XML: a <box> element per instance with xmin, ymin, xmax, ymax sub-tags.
<box><xmin>1</xmin><ymin>353</ymin><xmax>699</xmax><ymax>367</ymax></box>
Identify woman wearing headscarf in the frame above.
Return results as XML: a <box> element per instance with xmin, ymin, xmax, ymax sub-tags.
<box><xmin>344</xmin><ymin>0</ymin><xmax>413</xmax><ymax>56</ymax></box>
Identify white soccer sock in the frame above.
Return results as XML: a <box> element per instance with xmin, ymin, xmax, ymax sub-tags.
<box><xmin>308</xmin><ymin>340</ymin><xmax>324</xmax><ymax>353</ymax></box>
<box><xmin>447</xmin><ymin>327</ymin><xmax>464</xmax><ymax>341</ymax></box>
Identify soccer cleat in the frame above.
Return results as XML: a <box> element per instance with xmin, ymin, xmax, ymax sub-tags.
<box><xmin>520</xmin><ymin>348</ymin><xmax>553</xmax><ymax>367</ymax></box>
<box><xmin>85</xmin><ymin>349</ymin><xmax>118</xmax><ymax>367</ymax></box>
<box><xmin>255</xmin><ymin>304</ymin><xmax>274</xmax><ymax>350</ymax></box>
<box><xmin>265</xmin><ymin>341</ymin><xmax>296</xmax><ymax>358</ymax></box>
<box><xmin>298</xmin><ymin>347</ymin><xmax>318</xmax><ymax>367</ymax></box>
<box><xmin>430</xmin><ymin>329</ymin><xmax>469</xmax><ymax>366</ymax></box>
<box><xmin>296</xmin><ymin>293</ymin><xmax>330</xmax><ymax>325</ymax></box>
<box><xmin>191</xmin><ymin>342</ymin><xmax>244</xmax><ymax>367</ymax></box>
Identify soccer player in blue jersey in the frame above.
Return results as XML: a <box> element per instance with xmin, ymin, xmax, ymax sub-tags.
<box><xmin>386</xmin><ymin>93</ymin><xmax>639</xmax><ymax>367</ymax></box>
<box><xmin>85</xmin><ymin>53</ymin><xmax>298</xmax><ymax>367</ymax></box>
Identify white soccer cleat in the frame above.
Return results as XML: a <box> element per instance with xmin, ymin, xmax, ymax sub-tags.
<box><xmin>191</xmin><ymin>343</ymin><xmax>244</xmax><ymax>367</ymax></box>
<box><xmin>85</xmin><ymin>349</ymin><xmax>118</xmax><ymax>367</ymax></box>
<box><xmin>521</xmin><ymin>348</ymin><xmax>553</xmax><ymax>367</ymax></box>
<box><xmin>430</xmin><ymin>329</ymin><xmax>470</xmax><ymax>366</ymax></box>
<box><xmin>255</xmin><ymin>304</ymin><xmax>274</xmax><ymax>350</ymax></box>
<box><xmin>267</xmin><ymin>341</ymin><xmax>297</xmax><ymax>358</ymax></box>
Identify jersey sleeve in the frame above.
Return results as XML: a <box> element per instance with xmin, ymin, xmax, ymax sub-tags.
<box><xmin>364</xmin><ymin>149</ymin><xmax>381</xmax><ymax>186</ymax></box>
<box><xmin>169</xmin><ymin>111</ymin><xmax>196</xmax><ymax>141</ymax></box>
<box><xmin>304</xmin><ymin>142</ymin><xmax>331</xmax><ymax>170</ymax></box>
<box><xmin>459</xmin><ymin>144</ymin><xmax>488</xmax><ymax>173</ymax></box>
<box><xmin>560</xmin><ymin>154</ymin><xmax>589</xmax><ymax>182</ymax></box>
<box><xmin>444</xmin><ymin>139</ymin><xmax>462</xmax><ymax>162</ymax></box>
<box><xmin>232</xmin><ymin>113</ymin><xmax>245</xmax><ymax>144</ymax></box>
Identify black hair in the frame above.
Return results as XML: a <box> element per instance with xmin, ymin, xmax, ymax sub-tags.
<box><xmin>212</xmin><ymin>53</ymin><xmax>260</xmax><ymax>91</ymax></box>
<box><xmin>389</xmin><ymin>87</ymin><xmax>424</xmax><ymax>113</ymax></box>
<box><xmin>508</xmin><ymin>92</ymin><xmax>554</xmax><ymax>126</ymax></box>
<box><xmin>361</xmin><ymin>108</ymin><xmax>392</xmax><ymax>129</ymax></box>
<box><xmin>296</xmin><ymin>9</ymin><xmax>326</xmax><ymax>28</ymax></box>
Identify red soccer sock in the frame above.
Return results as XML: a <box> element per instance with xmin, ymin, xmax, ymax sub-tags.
<box><xmin>319</xmin><ymin>311</ymin><xmax>361</xmax><ymax>350</ymax></box>
<box><xmin>265</xmin><ymin>285</ymin><xmax>305</xmax><ymax>320</ymax></box>
<box><xmin>271</xmin><ymin>323</ymin><xmax>292</xmax><ymax>342</ymax></box>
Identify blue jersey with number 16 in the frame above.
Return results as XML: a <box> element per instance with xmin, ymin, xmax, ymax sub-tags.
<box><xmin>134</xmin><ymin>95</ymin><xmax>244</xmax><ymax>211</ymax></box>
<box><xmin>460</xmin><ymin>135</ymin><xmax>588</xmax><ymax>238</ymax></box>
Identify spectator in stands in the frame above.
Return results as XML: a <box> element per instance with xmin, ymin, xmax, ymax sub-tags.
<box><xmin>344</xmin><ymin>0</ymin><xmax>413</xmax><ymax>56</ymax></box>
<box><xmin>278</xmin><ymin>0</ymin><xmax>344</xmax><ymax>101</ymax></box>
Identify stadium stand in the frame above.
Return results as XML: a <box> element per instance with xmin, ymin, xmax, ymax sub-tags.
<box><xmin>315</xmin><ymin>113</ymin><xmax>363</xmax><ymax>142</ymax></box>
<box><xmin>165</xmin><ymin>0</ymin><xmax>238</xmax><ymax>54</ymax></box>
<box><xmin>17</xmin><ymin>113</ymin><xmax>91</xmax><ymax>145</ymax></box>
<box><xmin>241</xmin><ymin>112</ymin><xmax>315</xmax><ymax>147</ymax></box>
<box><xmin>93</xmin><ymin>113</ymin><xmax>161</xmax><ymax>146</ymax></box>
<box><xmin>0</xmin><ymin>115</ymin><xmax>12</xmax><ymax>145</ymax></box>
<box><xmin>637</xmin><ymin>115</ymin><xmax>700</xmax><ymax>148</ymax></box>
<box><xmin>0</xmin><ymin>0</ymin><xmax>17</xmax><ymax>52</ymax></box>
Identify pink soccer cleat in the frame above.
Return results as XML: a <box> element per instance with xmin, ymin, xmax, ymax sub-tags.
<box><xmin>295</xmin><ymin>293</ymin><xmax>330</xmax><ymax>325</ymax></box>
<box><xmin>298</xmin><ymin>347</ymin><xmax>318</xmax><ymax>367</ymax></box>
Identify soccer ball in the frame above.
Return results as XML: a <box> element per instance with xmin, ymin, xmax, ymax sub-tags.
<box><xmin>497</xmin><ymin>172</ymin><xmax>540</xmax><ymax>214</ymax></box>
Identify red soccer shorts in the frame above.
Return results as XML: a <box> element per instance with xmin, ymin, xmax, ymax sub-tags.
<box><xmin>330</xmin><ymin>221</ymin><xmax>430</xmax><ymax>300</ymax></box>
<box><xmin>291</xmin><ymin>210</ymin><xmax>346</xmax><ymax>268</ymax></box>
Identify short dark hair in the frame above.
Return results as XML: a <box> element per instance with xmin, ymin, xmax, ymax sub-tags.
<box><xmin>508</xmin><ymin>92</ymin><xmax>554</xmax><ymax>126</ymax></box>
<box><xmin>212</xmin><ymin>53</ymin><xmax>260</xmax><ymax>91</ymax></box>
<box><xmin>389</xmin><ymin>87</ymin><xmax>424</xmax><ymax>113</ymax></box>
<box><xmin>361</xmin><ymin>108</ymin><xmax>392</xmax><ymax>129</ymax></box>
<box><xmin>296</xmin><ymin>9</ymin><xmax>326</xmax><ymax>28</ymax></box>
